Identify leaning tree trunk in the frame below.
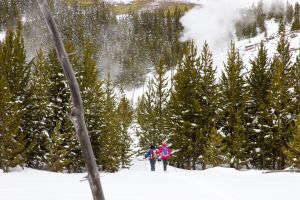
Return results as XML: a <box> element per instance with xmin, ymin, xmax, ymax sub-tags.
<box><xmin>37</xmin><ymin>1</ymin><xmax>105</xmax><ymax>199</ymax></box>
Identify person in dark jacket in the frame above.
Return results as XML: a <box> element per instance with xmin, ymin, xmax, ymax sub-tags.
<box><xmin>145</xmin><ymin>145</ymin><xmax>157</xmax><ymax>171</ymax></box>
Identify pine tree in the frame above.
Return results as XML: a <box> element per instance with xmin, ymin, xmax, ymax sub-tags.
<box><xmin>136</xmin><ymin>79</ymin><xmax>158</xmax><ymax>152</ymax></box>
<box><xmin>196</xmin><ymin>42</ymin><xmax>221</xmax><ymax>169</ymax></box>
<box><xmin>256</xmin><ymin>1</ymin><xmax>266</xmax><ymax>33</ymax></box>
<box><xmin>25</xmin><ymin>49</ymin><xmax>51</xmax><ymax>168</ymax></box>
<box><xmin>278</xmin><ymin>19</ymin><xmax>285</xmax><ymax>34</ymax></box>
<box><xmin>78</xmin><ymin>41</ymin><xmax>105</xmax><ymax>168</ymax></box>
<box><xmin>267</xmin><ymin>33</ymin><xmax>293</xmax><ymax>169</ymax></box>
<box><xmin>45</xmin><ymin>122</ymin><xmax>72</xmax><ymax>172</ymax></box>
<box><xmin>168</xmin><ymin>42</ymin><xmax>201</xmax><ymax>169</ymax></box>
<box><xmin>0</xmin><ymin>21</ymin><xmax>33</xmax><ymax>171</ymax></box>
<box><xmin>247</xmin><ymin>41</ymin><xmax>271</xmax><ymax>169</ymax></box>
<box><xmin>286</xmin><ymin>3</ymin><xmax>294</xmax><ymax>24</ymax></box>
<box><xmin>201</xmin><ymin>127</ymin><xmax>226</xmax><ymax>167</ymax></box>
<box><xmin>136</xmin><ymin>57</ymin><xmax>170</xmax><ymax>156</ymax></box>
<box><xmin>99</xmin><ymin>76</ymin><xmax>121</xmax><ymax>172</ymax></box>
<box><xmin>0</xmin><ymin>70</ymin><xmax>27</xmax><ymax>172</ymax></box>
<box><xmin>291</xmin><ymin>2</ymin><xmax>300</xmax><ymax>31</ymax></box>
<box><xmin>290</xmin><ymin>49</ymin><xmax>300</xmax><ymax>116</ymax></box>
<box><xmin>153</xmin><ymin>58</ymin><xmax>170</xmax><ymax>142</ymax></box>
<box><xmin>116</xmin><ymin>94</ymin><xmax>133</xmax><ymax>168</ymax></box>
<box><xmin>46</xmin><ymin>47</ymin><xmax>74</xmax><ymax>137</ymax></box>
<box><xmin>283</xmin><ymin>115</ymin><xmax>300</xmax><ymax>168</ymax></box>
<box><xmin>44</xmin><ymin>45</ymin><xmax>82</xmax><ymax>172</ymax></box>
<box><xmin>220</xmin><ymin>42</ymin><xmax>248</xmax><ymax>169</ymax></box>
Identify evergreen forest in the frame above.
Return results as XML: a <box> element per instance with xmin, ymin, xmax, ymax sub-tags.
<box><xmin>1</xmin><ymin>0</ymin><xmax>300</xmax><ymax>173</ymax></box>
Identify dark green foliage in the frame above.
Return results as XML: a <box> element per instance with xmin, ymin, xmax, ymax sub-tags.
<box><xmin>290</xmin><ymin>49</ymin><xmax>300</xmax><ymax>116</ymax></box>
<box><xmin>278</xmin><ymin>19</ymin><xmax>285</xmax><ymax>34</ymax></box>
<box><xmin>283</xmin><ymin>115</ymin><xmax>300</xmax><ymax>168</ymax></box>
<box><xmin>2</xmin><ymin>0</ymin><xmax>300</xmax><ymax>173</ymax></box>
<box><xmin>98</xmin><ymin>77</ymin><xmax>122</xmax><ymax>172</ymax></box>
<box><xmin>0</xmin><ymin>21</ymin><xmax>33</xmax><ymax>172</ymax></box>
<box><xmin>136</xmin><ymin>79</ymin><xmax>159</xmax><ymax>152</ymax></box>
<box><xmin>220</xmin><ymin>42</ymin><xmax>248</xmax><ymax>169</ymax></box>
<box><xmin>196</xmin><ymin>42</ymin><xmax>221</xmax><ymax>169</ymax></box>
<box><xmin>201</xmin><ymin>127</ymin><xmax>226</xmax><ymax>167</ymax></box>
<box><xmin>44</xmin><ymin>122</ymin><xmax>72</xmax><ymax>172</ymax></box>
<box><xmin>153</xmin><ymin>58</ymin><xmax>170</xmax><ymax>141</ymax></box>
<box><xmin>25</xmin><ymin>50</ymin><xmax>51</xmax><ymax>168</ymax></box>
<box><xmin>266</xmin><ymin>32</ymin><xmax>293</xmax><ymax>169</ymax></box>
<box><xmin>168</xmin><ymin>42</ymin><xmax>202</xmax><ymax>170</ymax></box>
<box><xmin>291</xmin><ymin>2</ymin><xmax>300</xmax><ymax>31</ymax></box>
<box><xmin>166</xmin><ymin>42</ymin><xmax>221</xmax><ymax>170</ymax></box>
<box><xmin>286</xmin><ymin>3</ymin><xmax>294</xmax><ymax>24</ymax></box>
<box><xmin>116</xmin><ymin>7</ymin><xmax>187</xmax><ymax>87</ymax></box>
<box><xmin>117</xmin><ymin>94</ymin><xmax>133</xmax><ymax>168</ymax></box>
<box><xmin>247</xmin><ymin>41</ymin><xmax>271</xmax><ymax>169</ymax></box>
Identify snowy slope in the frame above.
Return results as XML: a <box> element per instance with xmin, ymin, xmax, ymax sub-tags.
<box><xmin>237</xmin><ymin>20</ymin><xmax>300</xmax><ymax>72</ymax></box>
<box><xmin>180</xmin><ymin>0</ymin><xmax>300</xmax><ymax>76</ymax></box>
<box><xmin>124</xmin><ymin>0</ymin><xmax>300</xmax><ymax>102</ymax></box>
<box><xmin>1</xmin><ymin>159</ymin><xmax>300</xmax><ymax>200</ymax></box>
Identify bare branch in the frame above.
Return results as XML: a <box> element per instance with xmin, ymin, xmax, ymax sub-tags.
<box><xmin>37</xmin><ymin>1</ymin><xmax>105</xmax><ymax>199</ymax></box>
<box><xmin>263</xmin><ymin>169</ymin><xmax>300</xmax><ymax>174</ymax></box>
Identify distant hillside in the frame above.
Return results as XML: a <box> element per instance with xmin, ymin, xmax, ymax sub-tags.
<box><xmin>67</xmin><ymin>0</ymin><xmax>196</xmax><ymax>14</ymax></box>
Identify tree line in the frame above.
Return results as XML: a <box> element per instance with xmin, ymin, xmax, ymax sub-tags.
<box><xmin>235</xmin><ymin>1</ymin><xmax>300</xmax><ymax>39</ymax></box>
<box><xmin>0</xmin><ymin>0</ymin><xmax>189</xmax><ymax>173</ymax></box>
<box><xmin>20</xmin><ymin>0</ymin><xmax>189</xmax><ymax>88</ymax></box>
<box><xmin>1</xmin><ymin>0</ymin><xmax>300</xmax><ymax>173</ymax></box>
<box><xmin>0</xmin><ymin>22</ymin><xmax>133</xmax><ymax>173</ymax></box>
<box><xmin>137</xmin><ymin>31</ymin><xmax>300</xmax><ymax>170</ymax></box>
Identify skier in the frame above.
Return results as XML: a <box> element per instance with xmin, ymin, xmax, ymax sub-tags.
<box><xmin>145</xmin><ymin>145</ymin><xmax>158</xmax><ymax>171</ymax></box>
<box><xmin>156</xmin><ymin>142</ymin><xmax>171</xmax><ymax>171</ymax></box>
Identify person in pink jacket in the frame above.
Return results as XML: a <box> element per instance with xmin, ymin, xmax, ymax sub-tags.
<box><xmin>156</xmin><ymin>143</ymin><xmax>171</xmax><ymax>171</ymax></box>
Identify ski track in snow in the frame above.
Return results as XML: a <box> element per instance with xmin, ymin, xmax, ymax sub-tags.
<box><xmin>0</xmin><ymin>158</ymin><xmax>300</xmax><ymax>200</ymax></box>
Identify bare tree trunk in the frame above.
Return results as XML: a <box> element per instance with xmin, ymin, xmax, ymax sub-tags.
<box><xmin>37</xmin><ymin>1</ymin><xmax>105</xmax><ymax>199</ymax></box>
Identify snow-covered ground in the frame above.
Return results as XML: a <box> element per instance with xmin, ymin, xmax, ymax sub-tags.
<box><xmin>236</xmin><ymin>20</ymin><xmax>300</xmax><ymax>71</ymax></box>
<box><xmin>1</xmin><ymin>158</ymin><xmax>300</xmax><ymax>200</ymax></box>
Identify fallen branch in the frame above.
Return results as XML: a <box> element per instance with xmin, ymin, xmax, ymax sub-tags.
<box><xmin>37</xmin><ymin>1</ymin><xmax>105</xmax><ymax>199</ymax></box>
<box><xmin>263</xmin><ymin>169</ymin><xmax>300</xmax><ymax>174</ymax></box>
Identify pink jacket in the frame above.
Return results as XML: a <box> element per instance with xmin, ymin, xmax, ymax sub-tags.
<box><xmin>156</xmin><ymin>144</ymin><xmax>171</xmax><ymax>159</ymax></box>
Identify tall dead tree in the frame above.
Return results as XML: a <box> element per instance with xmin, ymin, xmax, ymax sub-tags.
<box><xmin>37</xmin><ymin>1</ymin><xmax>105</xmax><ymax>199</ymax></box>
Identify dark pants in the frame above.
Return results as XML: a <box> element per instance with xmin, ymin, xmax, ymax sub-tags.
<box><xmin>150</xmin><ymin>159</ymin><xmax>156</xmax><ymax>171</ymax></box>
<box><xmin>162</xmin><ymin>159</ymin><xmax>168</xmax><ymax>171</ymax></box>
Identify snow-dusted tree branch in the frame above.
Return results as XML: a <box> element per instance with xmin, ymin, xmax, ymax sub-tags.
<box><xmin>37</xmin><ymin>0</ymin><xmax>105</xmax><ymax>199</ymax></box>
